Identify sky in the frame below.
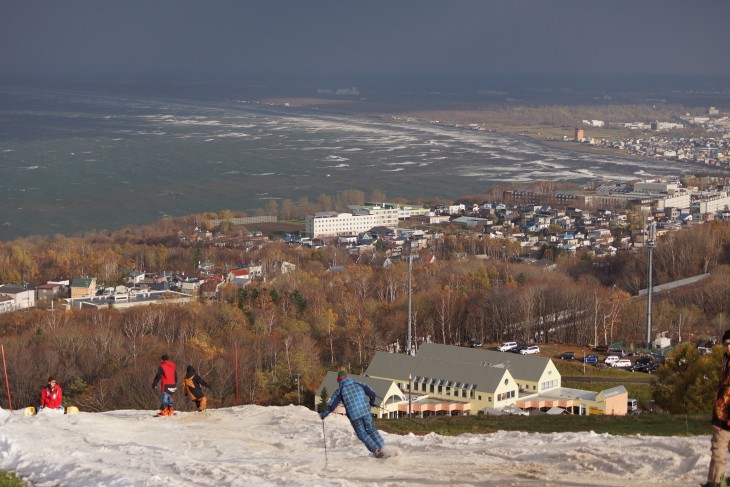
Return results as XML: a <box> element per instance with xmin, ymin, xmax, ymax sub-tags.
<box><xmin>0</xmin><ymin>404</ymin><xmax>712</xmax><ymax>486</ymax></box>
<box><xmin>2</xmin><ymin>1</ymin><xmax>730</xmax><ymax>88</ymax></box>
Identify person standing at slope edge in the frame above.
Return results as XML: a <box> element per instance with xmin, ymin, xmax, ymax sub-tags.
<box><xmin>319</xmin><ymin>370</ymin><xmax>385</xmax><ymax>458</ymax></box>
<box><xmin>182</xmin><ymin>365</ymin><xmax>210</xmax><ymax>412</ymax></box>
<box><xmin>152</xmin><ymin>354</ymin><xmax>177</xmax><ymax>416</ymax></box>
<box><xmin>705</xmin><ymin>329</ymin><xmax>730</xmax><ymax>487</ymax></box>
<box><xmin>39</xmin><ymin>376</ymin><xmax>64</xmax><ymax>412</ymax></box>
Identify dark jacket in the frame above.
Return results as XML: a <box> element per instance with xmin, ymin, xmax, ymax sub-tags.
<box><xmin>713</xmin><ymin>354</ymin><xmax>730</xmax><ymax>430</ymax></box>
<box><xmin>152</xmin><ymin>359</ymin><xmax>178</xmax><ymax>394</ymax></box>
<box><xmin>182</xmin><ymin>366</ymin><xmax>209</xmax><ymax>400</ymax></box>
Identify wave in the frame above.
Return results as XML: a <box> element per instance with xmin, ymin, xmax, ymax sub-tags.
<box><xmin>216</xmin><ymin>133</ymin><xmax>250</xmax><ymax>138</ymax></box>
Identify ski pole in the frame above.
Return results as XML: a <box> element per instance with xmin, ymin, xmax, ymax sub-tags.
<box><xmin>321</xmin><ymin>419</ymin><xmax>328</xmax><ymax>461</ymax></box>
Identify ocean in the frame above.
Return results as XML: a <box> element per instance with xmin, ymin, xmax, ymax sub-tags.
<box><xmin>0</xmin><ymin>84</ymin><xmax>696</xmax><ymax>241</ymax></box>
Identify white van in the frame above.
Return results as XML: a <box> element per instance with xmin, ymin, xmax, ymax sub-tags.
<box><xmin>498</xmin><ymin>342</ymin><xmax>518</xmax><ymax>352</ymax></box>
<box><xmin>612</xmin><ymin>359</ymin><xmax>632</xmax><ymax>368</ymax></box>
<box><xmin>627</xmin><ymin>398</ymin><xmax>638</xmax><ymax>413</ymax></box>
<box><xmin>604</xmin><ymin>355</ymin><xmax>620</xmax><ymax>365</ymax></box>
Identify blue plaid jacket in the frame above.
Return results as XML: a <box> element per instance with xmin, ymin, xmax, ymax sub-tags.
<box><xmin>320</xmin><ymin>377</ymin><xmax>376</xmax><ymax>420</ymax></box>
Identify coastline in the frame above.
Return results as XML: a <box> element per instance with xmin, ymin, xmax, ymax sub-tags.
<box><xmin>261</xmin><ymin>95</ymin><xmax>656</xmax><ymax>163</ymax></box>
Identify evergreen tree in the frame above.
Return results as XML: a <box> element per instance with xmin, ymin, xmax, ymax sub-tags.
<box><xmin>318</xmin><ymin>387</ymin><xmax>329</xmax><ymax>413</ymax></box>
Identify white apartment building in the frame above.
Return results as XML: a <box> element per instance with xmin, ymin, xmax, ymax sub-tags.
<box><xmin>305</xmin><ymin>206</ymin><xmax>399</xmax><ymax>238</ymax></box>
<box><xmin>695</xmin><ymin>192</ymin><xmax>730</xmax><ymax>214</ymax></box>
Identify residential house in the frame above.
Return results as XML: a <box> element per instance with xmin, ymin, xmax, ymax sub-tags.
<box><xmin>128</xmin><ymin>271</ymin><xmax>145</xmax><ymax>285</ymax></box>
<box><xmin>0</xmin><ymin>295</ymin><xmax>13</xmax><ymax>313</ymax></box>
<box><xmin>37</xmin><ymin>283</ymin><xmax>65</xmax><ymax>302</ymax></box>
<box><xmin>180</xmin><ymin>279</ymin><xmax>201</xmax><ymax>295</ymax></box>
<box><xmin>70</xmin><ymin>278</ymin><xmax>97</xmax><ymax>299</ymax></box>
<box><xmin>200</xmin><ymin>276</ymin><xmax>225</xmax><ymax>299</ymax></box>
<box><xmin>0</xmin><ymin>285</ymin><xmax>36</xmax><ymax>310</ymax></box>
<box><xmin>227</xmin><ymin>268</ymin><xmax>251</xmax><ymax>286</ymax></box>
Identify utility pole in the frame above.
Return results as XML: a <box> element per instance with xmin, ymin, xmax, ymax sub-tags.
<box><xmin>406</xmin><ymin>243</ymin><xmax>413</xmax><ymax>356</ymax></box>
<box><xmin>646</xmin><ymin>221</ymin><xmax>656</xmax><ymax>349</ymax></box>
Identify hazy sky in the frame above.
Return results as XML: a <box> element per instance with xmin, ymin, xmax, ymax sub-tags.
<box><xmin>2</xmin><ymin>1</ymin><xmax>729</xmax><ymax>85</ymax></box>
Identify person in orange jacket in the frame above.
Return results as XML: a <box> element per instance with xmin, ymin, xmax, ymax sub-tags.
<box><xmin>151</xmin><ymin>354</ymin><xmax>177</xmax><ymax>416</ymax></box>
<box><xmin>40</xmin><ymin>376</ymin><xmax>64</xmax><ymax>412</ymax></box>
<box><xmin>182</xmin><ymin>365</ymin><xmax>210</xmax><ymax>412</ymax></box>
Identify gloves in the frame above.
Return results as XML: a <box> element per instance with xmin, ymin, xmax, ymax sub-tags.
<box><xmin>369</xmin><ymin>400</ymin><xmax>376</xmax><ymax>407</ymax></box>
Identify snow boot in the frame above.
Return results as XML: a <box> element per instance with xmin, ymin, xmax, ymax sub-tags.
<box><xmin>374</xmin><ymin>448</ymin><xmax>384</xmax><ymax>459</ymax></box>
<box><xmin>167</xmin><ymin>406</ymin><xmax>174</xmax><ymax>415</ymax></box>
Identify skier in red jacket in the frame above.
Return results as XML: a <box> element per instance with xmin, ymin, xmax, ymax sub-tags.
<box><xmin>152</xmin><ymin>354</ymin><xmax>177</xmax><ymax>416</ymax></box>
<box><xmin>40</xmin><ymin>376</ymin><xmax>64</xmax><ymax>411</ymax></box>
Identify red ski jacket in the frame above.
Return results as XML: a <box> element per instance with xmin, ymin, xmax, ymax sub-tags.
<box><xmin>152</xmin><ymin>359</ymin><xmax>178</xmax><ymax>393</ymax></box>
<box><xmin>40</xmin><ymin>384</ymin><xmax>63</xmax><ymax>409</ymax></box>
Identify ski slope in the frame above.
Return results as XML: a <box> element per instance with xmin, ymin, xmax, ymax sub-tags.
<box><xmin>0</xmin><ymin>405</ymin><xmax>710</xmax><ymax>486</ymax></box>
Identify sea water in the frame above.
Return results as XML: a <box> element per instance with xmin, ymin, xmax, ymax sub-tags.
<box><xmin>0</xmin><ymin>85</ymin><xmax>693</xmax><ymax>240</ymax></box>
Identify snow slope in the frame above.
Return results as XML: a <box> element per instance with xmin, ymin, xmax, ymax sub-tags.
<box><xmin>0</xmin><ymin>405</ymin><xmax>710</xmax><ymax>486</ymax></box>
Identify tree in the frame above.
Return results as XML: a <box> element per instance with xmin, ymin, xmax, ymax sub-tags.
<box><xmin>652</xmin><ymin>342</ymin><xmax>720</xmax><ymax>413</ymax></box>
<box><xmin>265</xmin><ymin>200</ymin><xmax>278</xmax><ymax>217</ymax></box>
<box><xmin>318</xmin><ymin>387</ymin><xmax>329</xmax><ymax>413</ymax></box>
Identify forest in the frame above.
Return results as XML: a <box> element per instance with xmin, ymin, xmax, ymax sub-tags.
<box><xmin>2</xmin><ymin>210</ymin><xmax>730</xmax><ymax>414</ymax></box>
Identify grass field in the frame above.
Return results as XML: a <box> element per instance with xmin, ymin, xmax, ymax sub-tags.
<box><xmin>0</xmin><ymin>471</ymin><xmax>25</xmax><ymax>487</ymax></box>
<box><xmin>377</xmin><ymin>413</ymin><xmax>709</xmax><ymax>437</ymax></box>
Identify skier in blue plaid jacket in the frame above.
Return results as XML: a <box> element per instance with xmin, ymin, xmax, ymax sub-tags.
<box><xmin>320</xmin><ymin>370</ymin><xmax>385</xmax><ymax>457</ymax></box>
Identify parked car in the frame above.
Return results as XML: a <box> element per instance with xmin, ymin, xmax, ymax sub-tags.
<box><xmin>634</xmin><ymin>356</ymin><xmax>653</xmax><ymax>367</ymax></box>
<box><xmin>612</xmin><ymin>359</ymin><xmax>632</xmax><ymax>368</ymax></box>
<box><xmin>645</xmin><ymin>362</ymin><xmax>661</xmax><ymax>374</ymax></box>
<box><xmin>604</xmin><ymin>355</ymin><xmax>620</xmax><ymax>366</ymax></box>
<box><xmin>512</xmin><ymin>344</ymin><xmax>529</xmax><ymax>354</ymax></box>
<box><xmin>558</xmin><ymin>351</ymin><xmax>575</xmax><ymax>360</ymax></box>
<box><xmin>469</xmin><ymin>340</ymin><xmax>483</xmax><ymax>348</ymax></box>
<box><xmin>520</xmin><ymin>345</ymin><xmax>540</xmax><ymax>355</ymax></box>
<box><xmin>584</xmin><ymin>354</ymin><xmax>599</xmax><ymax>363</ymax></box>
<box><xmin>498</xmin><ymin>341</ymin><xmax>518</xmax><ymax>352</ymax></box>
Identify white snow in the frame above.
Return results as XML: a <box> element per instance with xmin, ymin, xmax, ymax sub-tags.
<box><xmin>0</xmin><ymin>405</ymin><xmax>710</xmax><ymax>486</ymax></box>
